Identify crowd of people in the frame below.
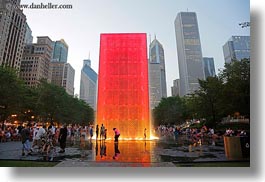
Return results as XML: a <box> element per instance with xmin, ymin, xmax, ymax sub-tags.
<box><xmin>0</xmin><ymin>122</ymin><xmax>121</xmax><ymax>157</ymax></box>
<box><xmin>1</xmin><ymin>121</ymin><xmax>249</xmax><ymax>158</ymax></box>
<box><xmin>0</xmin><ymin>124</ymin><xmax>22</xmax><ymax>142</ymax></box>
<box><xmin>155</xmin><ymin>124</ymin><xmax>249</xmax><ymax>144</ymax></box>
<box><xmin>0</xmin><ymin>122</ymin><xmax>69</xmax><ymax>156</ymax></box>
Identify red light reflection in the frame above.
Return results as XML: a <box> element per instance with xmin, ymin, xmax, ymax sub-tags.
<box><xmin>97</xmin><ymin>33</ymin><xmax>150</xmax><ymax>139</ymax></box>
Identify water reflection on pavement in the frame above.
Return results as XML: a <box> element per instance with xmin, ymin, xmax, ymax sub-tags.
<box><xmin>0</xmin><ymin>135</ymin><xmax>247</xmax><ymax>165</ymax></box>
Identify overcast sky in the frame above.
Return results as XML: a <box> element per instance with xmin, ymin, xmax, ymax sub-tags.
<box><xmin>21</xmin><ymin>0</ymin><xmax>250</xmax><ymax>96</ymax></box>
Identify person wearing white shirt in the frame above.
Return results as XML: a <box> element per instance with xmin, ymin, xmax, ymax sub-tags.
<box><xmin>31</xmin><ymin>125</ymin><xmax>46</xmax><ymax>152</ymax></box>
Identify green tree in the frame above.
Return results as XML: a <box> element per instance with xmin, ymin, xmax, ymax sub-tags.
<box><xmin>193</xmin><ymin>76</ymin><xmax>224</xmax><ymax>127</ymax></box>
<box><xmin>34</xmin><ymin>80</ymin><xmax>94</xmax><ymax>125</ymax></box>
<box><xmin>183</xmin><ymin>94</ymin><xmax>200</xmax><ymax>121</ymax></box>
<box><xmin>0</xmin><ymin>66</ymin><xmax>29</xmax><ymax>123</ymax></box>
<box><xmin>219</xmin><ymin>58</ymin><xmax>250</xmax><ymax>117</ymax></box>
<box><xmin>153</xmin><ymin>96</ymin><xmax>186</xmax><ymax>126</ymax></box>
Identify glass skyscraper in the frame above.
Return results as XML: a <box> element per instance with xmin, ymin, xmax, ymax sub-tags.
<box><xmin>203</xmin><ymin>57</ymin><xmax>216</xmax><ymax>78</ymax></box>
<box><xmin>80</xmin><ymin>59</ymin><xmax>98</xmax><ymax>110</ymax></box>
<box><xmin>25</xmin><ymin>23</ymin><xmax>33</xmax><ymax>44</ymax></box>
<box><xmin>223</xmin><ymin>36</ymin><xmax>250</xmax><ymax>64</ymax></box>
<box><xmin>149</xmin><ymin>37</ymin><xmax>167</xmax><ymax>109</ymax></box>
<box><xmin>174</xmin><ymin>12</ymin><xmax>205</xmax><ymax>96</ymax></box>
<box><xmin>52</xmin><ymin>39</ymin><xmax>68</xmax><ymax>62</ymax></box>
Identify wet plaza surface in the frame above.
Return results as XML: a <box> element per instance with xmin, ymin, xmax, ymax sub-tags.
<box><xmin>0</xmin><ymin>136</ymin><xmax>250</xmax><ymax>167</ymax></box>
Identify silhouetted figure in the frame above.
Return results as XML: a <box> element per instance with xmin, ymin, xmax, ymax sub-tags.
<box><xmin>58</xmin><ymin>124</ymin><xmax>67</xmax><ymax>153</ymax></box>
<box><xmin>113</xmin><ymin>128</ymin><xmax>120</xmax><ymax>142</ymax></box>
<box><xmin>144</xmin><ymin>128</ymin><xmax>147</xmax><ymax>140</ymax></box>
<box><xmin>89</xmin><ymin>126</ymin><xmax>93</xmax><ymax>140</ymax></box>
<box><xmin>21</xmin><ymin>123</ymin><xmax>32</xmax><ymax>156</ymax></box>
<box><xmin>100</xmin><ymin>124</ymin><xmax>105</xmax><ymax>140</ymax></box>
<box><xmin>96</xmin><ymin>125</ymin><xmax>99</xmax><ymax>140</ymax></box>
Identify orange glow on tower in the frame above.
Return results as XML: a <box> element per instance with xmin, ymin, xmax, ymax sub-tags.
<box><xmin>97</xmin><ymin>33</ymin><xmax>150</xmax><ymax>139</ymax></box>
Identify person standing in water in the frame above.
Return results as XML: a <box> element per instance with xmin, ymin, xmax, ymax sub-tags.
<box><xmin>144</xmin><ymin>128</ymin><xmax>147</xmax><ymax>140</ymax></box>
<box><xmin>100</xmin><ymin>124</ymin><xmax>105</xmax><ymax>140</ymax></box>
<box><xmin>113</xmin><ymin>128</ymin><xmax>120</xmax><ymax>142</ymax></box>
<box><xmin>96</xmin><ymin>125</ymin><xmax>99</xmax><ymax>140</ymax></box>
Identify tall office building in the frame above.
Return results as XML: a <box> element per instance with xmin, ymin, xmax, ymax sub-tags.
<box><xmin>80</xmin><ymin>59</ymin><xmax>98</xmax><ymax>110</ymax></box>
<box><xmin>203</xmin><ymin>57</ymin><xmax>216</xmax><ymax>78</ymax></box>
<box><xmin>174</xmin><ymin>12</ymin><xmax>205</xmax><ymax>96</ymax></box>
<box><xmin>20</xmin><ymin>36</ymin><xmax>53</xmax><ymax>87</ymax></box>
<box><xmin>97</xmin><ymin>33</ymin><xmax>150</xmax><ymax>139</ymax></box>
<box><xmin>52</xmin><ymin>39</ymin><xmax>68</xmax><ymax>62</ymax></box>
<box><xmin>149</xmin><ymin>37</ymin><xmax>167</xmax><ymax>109</ymax></box>
<box><xmin>62</xmin><ymin>63</ymin><xmax>75</xmax><ymax>96</ymax></box>
<box><xmin>223</xmin><ymin>36</ymin><xmax>250</xmax><ymax>64</ymax></box>
<box><xmin>50</xmin><ymin>62</ymin><xmax>75</xmax><ymax>96</ymax></box>
<box><xmin>171</xmin><ymin>79</ymin><xmax>180</xmax><ymax>97</ymax></box>
<box><xmin>25</xmin><ymin>23</ymin><xmax>33</xmax><ymax>44</ymax></box>
<box><xmin>0</xmin><ymin>0</ymin><xmax>26</xmax><ymax>70</ymax></box>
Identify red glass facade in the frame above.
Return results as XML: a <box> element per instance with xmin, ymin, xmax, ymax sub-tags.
<box><xmin>97</xmin><ymin>33</ymin><xmax>150</xmax><ymax>139</ymax></box>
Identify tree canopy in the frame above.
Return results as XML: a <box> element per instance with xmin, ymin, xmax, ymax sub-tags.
<box><xmin>153</xmin><ymin>59</ymin><xmax>250</xmax><ymax>128</ymax></box>
<box><xmin>0</xmin><ymin>66</ymin><xmax>94</xmax><ymax>125</ymax></box>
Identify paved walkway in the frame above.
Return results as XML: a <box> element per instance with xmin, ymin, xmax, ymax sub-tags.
<box><xmin>0</xmin><ymin>137</ymin><xmax>230</xmax><ymax>167</ymax></box>
<box><xmin>0</xmin><ymin>141</ymin><xmax>82</xmax><ymax>161</ymax></box>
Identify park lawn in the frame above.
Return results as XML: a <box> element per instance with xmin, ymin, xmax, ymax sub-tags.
<box><xmin>0</xmin><ymin>160</ymin><xmax>59</xmax><ymax>167</ymax></box>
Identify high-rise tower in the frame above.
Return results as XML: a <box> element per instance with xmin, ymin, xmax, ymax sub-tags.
<box><xmin>20</xmin><ymin>36</ymin><xmax>53</xmax><ymax>87</ymax></box>
<box><xmin>52</xmin><ymin>39</ymin><xmax>68</xmax><ymax>62</ymax></box>
<box><xmin>149</xmin><ymin>37</ymin><xmax>167</xmax><ymax>109</ymax></box>
<box><xmin>80</xmin><ymin>59</ymin><xmax>98</xmax><ymax>110</ymax></box>
<box><xmin>223</xmin><ymin>36</ymin><xmax>250</xmax><ymax>64</ymax></box>
<box><xmin>0</xmin><ymin>0</ymin><xmax>26</xmax><ymax>70</ymax></box>
<box><xmin>50</xmin><ymin>62</ymin><xmax>75</xmax><ymax>96</ymax></box>
<box><xmin>174</xmin><ymin>12</ymin><xmax>205</xmax><ymax>96</ymax></box>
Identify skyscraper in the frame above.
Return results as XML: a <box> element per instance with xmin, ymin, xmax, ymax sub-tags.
<box><xmin>80</xmin><ymin>59</ymin><xmax>98</xmax><ymax>110</ymax></box>
<box><xmin>20</xmin><ymin>36</ymin><xmax>53</xmax><ymax>87</ymax></box>
<box><xmin>25</xmin><ymin>23</ymin><xmax>33</xmax><ymax>44</ymax></box>
<box><xmin>97</xmin><ymin>33</ymin><xmax>150</xmax><ymax>139</ymax></box>
<box><xmin>203</xmin><ymin>57</ymin><xmax>216</xmax><ymax>78</ymax></box>
<box><xmin>223</xmin><ymin>36</ymin><xmax>250</xmax><ymax>64</ymax></box>
<box><xmin>52</xmin><ymin>39</ymin><xmax>68</xmax><ymax>62</ymax></box>
<box><xmin>0</xmin><ymin>0</ymin><xmax>26</xmax><ymax>70</ymax></box>
<box><xmin>171</xmin><ymin>79</ymin><xmax>180</xmax><ymax>97</ymax></box>
<box><xmin>149</xmin><ymin>37</ymin><xmax>167</xmax><ymax>109</ymax></box>
<box><xmin>62</xmin><ymin>63</ymin><xmax>75</xmax><ymax>96</ymax></box>
<box><xmin>50</xmin><ymin>62</ymin><xmax>75</xmax><ymax>96</ymax></box>
<box><xmin>174</xmin><ymin>12</ymin><xmax>205</xmax><ymax>96</ymax></box>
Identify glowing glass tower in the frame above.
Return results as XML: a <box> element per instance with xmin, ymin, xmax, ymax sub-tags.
<box><xmin>97</xmin><ymin>33</ymin><xmax>150</xmax><ymax>139</ymax></box>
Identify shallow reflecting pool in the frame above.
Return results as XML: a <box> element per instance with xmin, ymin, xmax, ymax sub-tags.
<box><xmin>92</xmin><ymin>140</ymin><xmax>152</xmax><ymax>166</ymax></box>
<box><xmin>71</xmin><ymin>136</ymin><xmax>233</xmax><ymax>163</ymax></box>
